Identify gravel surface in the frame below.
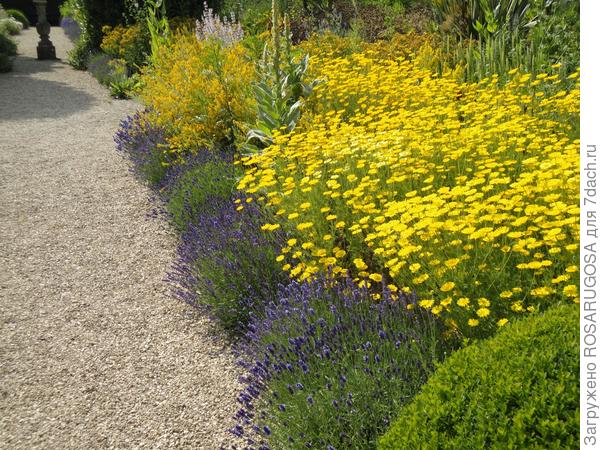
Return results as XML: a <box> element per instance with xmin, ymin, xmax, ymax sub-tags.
<box><xmin>0</xmin><ymin>28</ymin><xmax>241</xmax><ymax>449</ymax></box>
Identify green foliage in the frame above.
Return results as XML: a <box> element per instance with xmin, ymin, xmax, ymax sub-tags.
<box><xmin>431</xmin><ymin>0</ymin><xmax>534</xmax><ymax>38</ymax></box>
<box><xmin>66</xmin><ymin>0</ymin><xmax>126</xmax><ymax>69</ymax></box>
<box><xmin>223</xmin><ymin>0</ymin><xmax>432</xmax><ymax>41</ymax></box>
<box><xmin>245</xmin><ymin>51</ymin><xmax>321</xmax><ymax>153</ymax></box>
<box><xmin>109</xmin><ymin>73</ymin><xmax>143</xmax><ymax>99</ymax></box>
<box><xmin>146</xmin><ymin>0</ymin><xmax>171</xmax><ymax>64</ymax></box>
<box><xmin>59</xmin><ymin>0</ymin><xmax>81</xmax><ymax>19</ymax></box>
<box><xmin>5</xmin><ymin>9</ymin><xmax>29</xmax><ymax>28</ymax></box>
<box><xmin>0</xmin><ymin>50</ymin><xmax>12</xmax><ymax>72</ymax></box>
<box><xmin>68</xmin><ymin>39</ymin><xmax>92</xmax><ymax>70</ymax></box>
<box><xmin>379</xmin><ymin>303</ymin><xmax>579</xmax><ymax>449</ymax></box>
<box><xmin>526</xmin><ymin>0</ymin><xmax>579</xmax><ymax>73</ymax></box>
<box><xmin>429</xmin><ymin>0</ymin><xmax>579</xmax><ymax>81</ymax></box>
<box><xmin>0</xmin><ymin>16</ymin><xmax>22</xmax><ymax>35</ymax></box>
<box><xmin>222</xmin><ymin>0</ymin><xmax>271</xmax><ymax>35</ymax></box>
<box><xmin>0</xmin><ymin>30</ymin><xmax>16</xmax><ymax>56</ymax></box>
<box><xmin>165</xmin><ymin>158</ymin><xmax>237</xmax><ymax>232</ymax></box>
<box><xmin>87</xmin><ymin>53</ymin><xmax>140</xmax><ymax>99</ymax></box>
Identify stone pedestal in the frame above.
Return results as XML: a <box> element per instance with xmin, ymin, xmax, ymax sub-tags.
<box><xmin>34</xmin><ymin>0</ymin><xmax>56</xmax><ymax>60</ymax></box>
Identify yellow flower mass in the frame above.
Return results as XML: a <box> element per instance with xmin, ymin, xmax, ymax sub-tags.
<box><xmin>238</xmin><ymin>37</ymin><xmax>580</xmax><ymax>337</ymax></box>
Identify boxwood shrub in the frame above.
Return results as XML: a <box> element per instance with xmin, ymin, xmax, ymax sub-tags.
<box><xmin>6</xmin><ymin>9</ymin><xmax>29</xmax><ymax>29</ymax></box>
<box><xmin>378</xmin><ymin>303</ymin><xmax>579</xmax><ymax>450</ymax></box>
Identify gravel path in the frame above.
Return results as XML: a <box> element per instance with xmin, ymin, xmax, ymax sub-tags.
<box><xmin>0</xmin><ymin>28</ymin><xmax>240</xmax><ymax>449</ymax></box>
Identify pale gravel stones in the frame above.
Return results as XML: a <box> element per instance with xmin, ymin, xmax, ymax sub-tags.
<box><xmin>0</xmin><ymin>28</ymin><xmax>241</xmax><ymax>449</ymax></box>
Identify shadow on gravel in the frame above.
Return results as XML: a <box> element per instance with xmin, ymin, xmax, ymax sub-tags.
<box><xmin>11</xmin><ymin>56</ymin><xmax>67</xmax><ymax>76</ymax></box>
<box><xmin>0</xmin><ymin>66</ymin><xmax>96</xmax><ymax>121</ymax></box>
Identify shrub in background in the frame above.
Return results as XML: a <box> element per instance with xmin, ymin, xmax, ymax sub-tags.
<box><xmin>0</xmin><ymin>6</ymin><xmax>23</xmax><ymax>36</ymax></box>
<box><xmin>167</xmin><ymin>198</ymin><xmax>288</xmax><ymax>333</ymax></box>
<box><xmin>86</xmin><ymin>52</ymin><xmax>114</xmax><ymax>84</ymax></box>
<box><xmin>5</xmin><ymin>9</ymin><xmax>29</xmax><ymax>28</ymax></box>
<box><xmin>0</xmin><ymin>27</ymin><xmax>16</xmax><ymax>54</ymax></box>
<box><xmin>232</xmin><ymin>278</ymin><xmax>448</xmax><ymax>449</ymax></box>
<box><xmin>525</xmin><ymin>0</ymin><xmax>579</xmax><ymax>74</ymax></box>
<box><xmin>0</xmin><ymin>7</ymin><xmax>17</xmax><ymax>72</ymax></box>
<box><xmin>430</xmin><ymin>0</ymin><xmax>579</xmax><ymax>81</ymax></box>
<box><xmin>101</xmin><ymin>23</ymin><xmax>151</xmax><ymax>73</ymax></box>
<box><xmin>379</xmin><ymin>303</ymin><xmax>579</xmax><ymax>449</ymax></box>
<box><xmin>63</xmin><ymin>0</ymin><xmax>127</xmax><ymax>69</ymax></box>
<box><xmin>87</xmin><ymin>52</ymin><xmax>136</xmax><ymax>98</ymax></box>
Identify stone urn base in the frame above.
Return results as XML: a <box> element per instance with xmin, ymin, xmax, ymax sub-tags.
<box><xmin>37</xmin><ymin>41</ymin><xmax>56</xmax><ymax>60</ymax></box>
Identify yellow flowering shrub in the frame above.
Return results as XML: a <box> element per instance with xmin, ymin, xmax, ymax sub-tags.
<box><xmin>140</xmin><ymin>31</ymin><xmax>256</xmax><ymax>155</ymax></box>
<box><xmin>238</xmin><ymin>36</ymin><xmax>580</xmax><ymax>337</ymax></box>
<box><xmin>101</xmin><ymin>24</ymin><xmax>139</xmax><ymax>58</ymax></box>
<box><xmin>101</xmin><ymin>24</ymin><xmax>149</xmax><ymax>71</ymax></box>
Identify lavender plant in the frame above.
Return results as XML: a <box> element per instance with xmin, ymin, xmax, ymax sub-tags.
<box><xmin>114</xmin><ymin>111</ymin><xmax>170</xmax><ymax>187</ymax></box>
<box><xmin>232</xmin><ymin>279</ymin><xmax>448</xmax><ymax>449</ymax></box>
<box><xmin>167</xmin><ymin>198</ymin><xmax>288</xmax><ymax>334</ymax></box>
<box><xmin>60</xmin><ymin>17</ymin><xmax>82</xmax><ymax>42</ymax></box>
<box><xmin>195</xmin><ymin>1</ymin><xmax>244</xmax><ymax>45</ymax></box>
<box><xmin>162</xmin><ymin>152</ymin><xmax>237</xmax><ymax>233</ymax></box>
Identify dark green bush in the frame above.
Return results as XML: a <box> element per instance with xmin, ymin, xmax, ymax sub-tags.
<box><xmin>526</xmin><ymin>0</ymin><xmax>579</xmax><ymax>73</ymax></box>
<box><xmin>0</xmin><ymin>31</ymin><xmax>16</xmax><ymax>55</ymax></box>
<box><xmin>379</xmin><ymin>303</ymin><xmax>579</xmax><ymax>450</ymax></box>
<box><xmin>0</xmin><ymin>51</ymin><xmax>12</xmax><ymax>72</ymax></box>
<box><xmin>6</xmin><ymin>9</ymin><xmax>29</xmax><ymax>28</ymax></box>
<box><xmin>223</xmin><ymin>0</ymin><xmax>431</xmax><ymax>41</ymax></box>
<box><xmin>430</xmin><ymin>0</ymin><xmax>579</xmax><ymax>81</ymax></box>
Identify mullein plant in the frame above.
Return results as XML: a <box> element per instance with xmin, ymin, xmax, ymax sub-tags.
<box><xmin>231</xmin><ymin>278</ymin><xmax>448</xmax><ymax>449</ymax></box>
<box><xmin>244</xmin><ymin>0</ymin><xmax>321</xmax><ymax>154</ymax></box>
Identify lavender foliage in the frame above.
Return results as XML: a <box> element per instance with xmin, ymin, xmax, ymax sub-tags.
<box><xmin>115</xmin><ymin>111</ymin><xmax>287</xmax><ymax>333</ymax></box>
<box><xmin>162</xmin><ymin>151</ymin><xmax>236</xmax><ymax>232</ymax></box>
<box><xmin>114</xmin><ymin>111</ymin><xmax>170</xmax><ymax>187</ymax></box>
<box><xmin>232</xmin><ymin>278</ymin><xmax>447</xmax><ymax>449</ymax></box>
<box><xmin>196</xmin><ymin>1</ymin><xmax>244</xmax><ymax>45</ymax></box>
<box><xmin>167</xmin><ymin>197</ymin><xmax>288</xmax><ymax>333</ymax></box>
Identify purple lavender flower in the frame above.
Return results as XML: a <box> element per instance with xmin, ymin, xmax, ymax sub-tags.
<box><xmin>166</xmin><ymin>196</ymin><xmax>287</xmax><ymax>333</ymax></box>
<box><xmin>231</xmin><ymin>277</ymin><xmax>446</xmax><ymax>448</ymax></box>
<box><xmin>60</xmin><ymin>17</ymin><xmax>81</xmax><ymax>42</ymax></box>
<box><xmin>114</xmin><ymin>111</ymin><xmax>170</xmax><ymax>187</ymax></box>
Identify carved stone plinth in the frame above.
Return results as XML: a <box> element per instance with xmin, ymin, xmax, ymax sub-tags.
<box><xmin>33</xmin><ymin>0</ymin><xmax>56</xmax><ymax>60</ymax></box>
